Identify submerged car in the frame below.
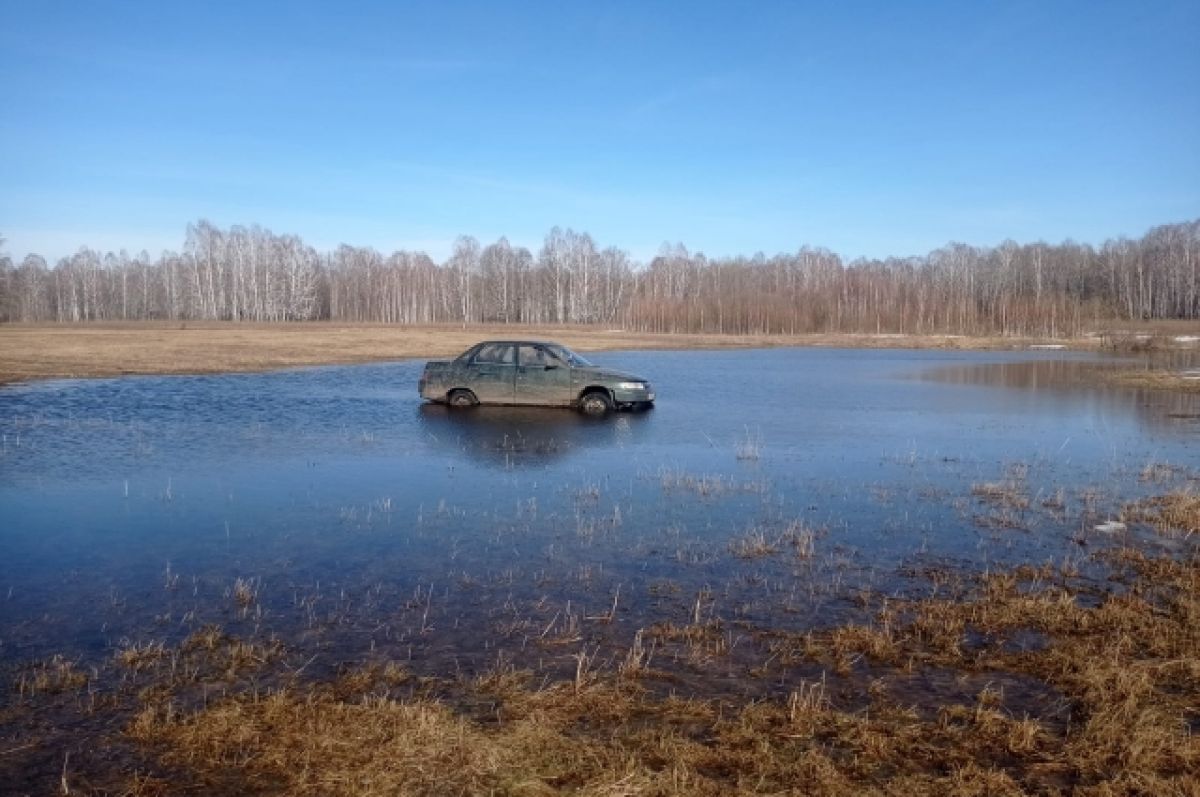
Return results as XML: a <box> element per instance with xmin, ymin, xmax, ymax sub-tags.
<box><xmin>419</xmin><ymin>340</ymin><xmax>655</xmax><ymax>415</ymax></box>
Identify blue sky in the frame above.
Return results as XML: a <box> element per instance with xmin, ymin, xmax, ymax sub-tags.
<box><xmin>2</xmin><ymin>0</ymin><xmax>1197</xmax><ymax>264</ymax></box>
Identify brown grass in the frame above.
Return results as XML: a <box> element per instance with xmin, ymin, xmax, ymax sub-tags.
<box><xmin>728</xmin><ymin>528</ymin><xmax>779</xmax><ymax>559</ymax></box>
<box><xmin>970</xmin><ymin>469</ymin><xmax>1032</xmax><ymax>529</ymax></box>
<box><xmin>1107</xmin><ymin>369</ymin><xmax>1200</xmax><ymax>393</ymax></box>
<box><xmin>0</xmin><ymin>321</ymin><xmax>1116</xmax><ymax>385</ymax></box>
<box><xmin>126</xmin><ymin>547</ymin><xmax>1199</xmax><ymax>795</ymax></box>
<box><xmin>767</xmin><ymin>547</ymin><xmax>1200</xmax><ymax>793</ymax></box>
<box><xmin>1</xmin><ymin>549</ymin><xmax>1188</xmax><ymax>797</ymax></box>
<box><xmin>127</xmin><ymin>675</ymin><xmax>1066</xmax><ymax>796</ymax></box>
<box><xmin>6</xmin><ymin>484</ymin><xmax>1198</xmax><ymax>794</ymax></box>
<box><xmin>111</xmin><ymin>530</ymin><xmax>1198</xmax><ymax>795</ymax></box>
<box><xmin>13</xmin><ymin>654</ymin><xmax>89</xmax><ymax>697</ymax></box>
<box><xmin>1123</xmin><ymin>490</ymin><xmax>1200</xmax><ymax>536</ymax></box>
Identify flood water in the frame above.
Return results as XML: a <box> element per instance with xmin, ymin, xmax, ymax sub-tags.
<box><xmin>2</xmin><ymin>347</ymin><xmax>1198</xmax><ymax>687</ymax></box>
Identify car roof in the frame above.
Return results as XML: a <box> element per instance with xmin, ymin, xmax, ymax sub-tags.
<box><xmin>472</xmin><ymin>340</ymin><xmax>562</xmax><ymax>347</ymax></box>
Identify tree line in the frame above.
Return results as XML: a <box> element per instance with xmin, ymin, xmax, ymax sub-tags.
<box><xmin>0</xmin><ymin>218</ymin><xmax>1196</xmax><ymax>336</ymax></box>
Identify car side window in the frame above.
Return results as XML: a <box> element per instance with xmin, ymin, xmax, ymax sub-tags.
<box><xmin>518</xmin><ymin>345</ymin><xmax>553</xmax><ymax>367</ymax></box>
<box><xmin>473</xmin><ymin>343</ymin><xmax>515</xmax><ymax>365</ymax></box>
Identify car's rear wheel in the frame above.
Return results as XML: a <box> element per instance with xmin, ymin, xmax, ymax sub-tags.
<box><xmin>448</xmin><ymin>389</ymin><xmax>478</xmax><ymax>408</ymax></box>
<box><xmin>579</xmin><ymin>390</ymin><xmax>612</xmax><ymax>416</ymax></box>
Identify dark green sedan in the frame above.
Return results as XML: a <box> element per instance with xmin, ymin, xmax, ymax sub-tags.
<box><xmin>418</xmin><ymin>340</ymin><xmax>655</xmax><ymax>415</ymax></box>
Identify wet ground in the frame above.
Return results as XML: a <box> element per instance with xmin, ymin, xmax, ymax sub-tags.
<box><xmin>1</xmin><ymin>347</ymin><xmax>1198</xmax><ymax>790</ymax></box>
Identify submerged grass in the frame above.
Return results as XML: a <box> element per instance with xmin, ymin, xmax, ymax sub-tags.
<box><xmin>1108</xmin><ymin>369</ymin><xmax>1200</xmax><ymax>393</ymax></box>
<box><xmin>115</xmin><ymin>535</ymin><xmax>1199</xmax><ymax>795</ymax></box>
<box><xmin>13</xmin><ymin>654</ymin><xmax>89</xmax><ymax>697</ymax></box>
<box><xmin>5</xmin><ymin>482</ymin><xmax>1198</xmax><ymax>795</ymax></box>
<box><xmin>127</xmin><ymin>546</ymin><xmax>1197</xmax><ymax>794</ymax></box>
<box><xmin>1124</xmin><ymin>490</ymin><xmax>1200</xmax><ymax>536</ymax></box>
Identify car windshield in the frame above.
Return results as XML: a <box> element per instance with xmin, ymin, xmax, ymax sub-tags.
<box><xmin>545</xmin><ymin>344</ymin><xmax>592</xmax><ymax>367</ymax></box>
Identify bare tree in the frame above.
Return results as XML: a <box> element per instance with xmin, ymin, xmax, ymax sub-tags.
<box><xmin>3</xmin><ymin>218</ymin><xmax>1197</xmax><ymax>335</ymax></box>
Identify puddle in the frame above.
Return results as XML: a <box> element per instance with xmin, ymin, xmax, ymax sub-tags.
<box><xmin>2</xmin><ymin>348</ymin><xmax>1198</xmax><ymax>669</ymax></box>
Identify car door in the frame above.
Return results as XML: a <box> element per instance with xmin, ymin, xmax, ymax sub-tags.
<box><xmin>467</xmin><ymin>343</ymin><xmax>516</xmax><ymax>404</ymax></box>
<box><xmin>515</xmin><ymin>344</ymin><xmax>573</xmax><ymax>406</ymax></box>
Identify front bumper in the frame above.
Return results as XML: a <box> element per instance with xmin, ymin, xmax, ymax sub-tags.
<box><xmin>612</xmin><ymin>383</ymin><xmax>655</xmax><ymax>404</ymax></box>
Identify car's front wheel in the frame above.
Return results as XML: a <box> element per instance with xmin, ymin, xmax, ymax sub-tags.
<box><xmin>579</xmin><ymin>391</ymin><xmax>612</xmax><ymax>416</ymax></box>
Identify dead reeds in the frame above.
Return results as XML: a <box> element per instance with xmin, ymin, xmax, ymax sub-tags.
<box><xmin>7</xmin><ymin>484</ymin><xmax>1198</xmax><ymax>795</ymax></box>
<box><xmin>1108</xmin><ymin>368</ymin><xmax>1200</xmax><ymax>393</ymax></box>
<box><xmin>1123</xmin><ymin>490</ymin><xmax>1200</xmax><ymax>536</ymax></box>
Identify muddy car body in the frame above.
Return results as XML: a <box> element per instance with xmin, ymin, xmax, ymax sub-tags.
<box><xmin>418</xmin><ymin>340</ymin><xmax>655</xmax><ymax>415</ymax></box>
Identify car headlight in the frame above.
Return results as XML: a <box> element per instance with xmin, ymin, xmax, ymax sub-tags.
<box><xmin>616</xmin><ymin>382</ymin><xmax>646</xmax><ymax>390</ymax></box>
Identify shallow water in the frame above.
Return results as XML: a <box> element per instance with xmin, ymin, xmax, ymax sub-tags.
<box><xmin>1</xmin><ymin>347</ymin><xmax>1197</xmax><ymax>683</ymax></box>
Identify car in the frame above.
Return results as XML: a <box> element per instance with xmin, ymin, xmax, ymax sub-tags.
<box><xmin>418</xmin><ymin>340</ymin><xmax>655</xmax><ymax>415</ymax></box>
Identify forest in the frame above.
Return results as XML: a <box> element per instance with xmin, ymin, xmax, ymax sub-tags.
<box><xmin>0</xmin><ymin>218</ymin><xmax>1197</xmax><ymax>336</ymax></box>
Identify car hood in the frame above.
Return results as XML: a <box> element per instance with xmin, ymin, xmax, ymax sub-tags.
<box><xmin>576</xmin><ymin>367</ymin><xmax>648</xmax><ymax>383</ymax></box>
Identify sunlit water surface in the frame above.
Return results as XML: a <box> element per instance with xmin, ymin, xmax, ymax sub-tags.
<box><xmin>2</xmin><ymin>347</ymin><xmax>1198</xmax><ymax>684</ymax></box>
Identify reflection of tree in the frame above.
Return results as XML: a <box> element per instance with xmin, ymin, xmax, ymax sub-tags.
<box><xmin>920</xmin><ymin>359</ymin><xmax>1200</xmax><ymax>433</ymax></box>
<box><xmin>416</xmin><ymin>404</ymin><xmax>650</xmax><ymax>467</ymax></box>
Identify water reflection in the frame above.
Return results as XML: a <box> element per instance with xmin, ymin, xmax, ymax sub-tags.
<box><xmin>920</xmin><ymin>357</ymin><xmax>1200</xmax><ymax>431</ymax></box>
<box><xmin>416</xmin><ymin>402</ymin><xmax>653</xmax><ymax>466</ymax></box>
<box><xmin>921</xmin><ymin>357</ymin><xmax>1109</xmax><ymax>391</ymax></box>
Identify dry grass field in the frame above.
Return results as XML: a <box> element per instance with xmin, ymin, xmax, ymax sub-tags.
<box><xmin>0</xmin><ymin>322</ymin><xmax>1119</xmax><ymax>385</ymax></box>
